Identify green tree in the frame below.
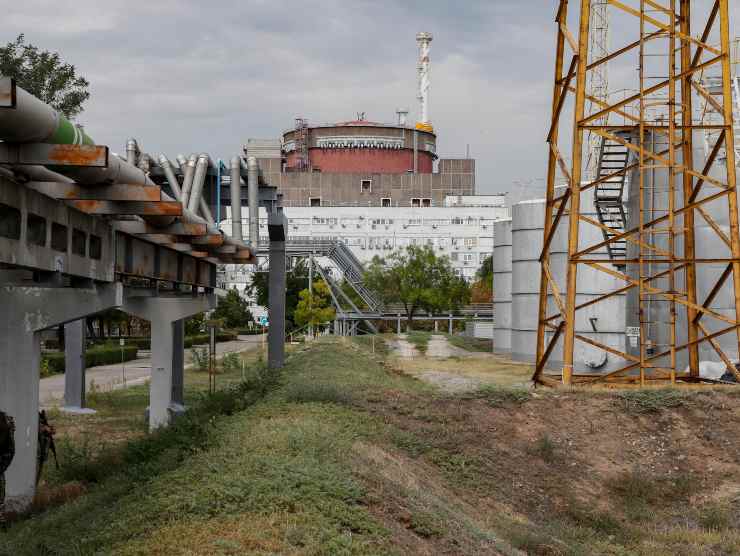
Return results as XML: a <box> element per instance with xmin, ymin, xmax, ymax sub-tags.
<box><xmin>476</xmin><ymin>255</ymin><xmax>493</xmax><ymax>285</ymax></box>
<box><xmin>294</xmin><ymin>280</ymin><xmax>336</xmax><ymax>331</ymax></box>
<box><xmin>247</xmin><ymin>259</ymin><xmax>319</xmax><ymax>331</ymax></box>
<box><xmin>364</xmin><ymin>245</ymin><xmax>470</xmax><ymax>329</ymax></box>
<box><xmin>212</xmin><ymin>289</ymin><xmax>253</xmax><ymax>330</ymax></box>
<box><xmin>0</xmin><ymin>34</ymin><xmax>90</xmax><ymax>118</ymax></box>
<box><xmin>184</xmin><ymin>313</ymin><xmax>206</xmax><ymax>336</ymax></box>
<box><xmin>471</xmin><ymin>255</ymin><xmax>493</xmax><ymax>303</ymax></box>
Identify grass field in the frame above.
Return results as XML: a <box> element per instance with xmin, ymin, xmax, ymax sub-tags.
<box><xmin>3</xmin><ymin>338</ymin><xmax>740</xmax><ymax>555</ymax></box>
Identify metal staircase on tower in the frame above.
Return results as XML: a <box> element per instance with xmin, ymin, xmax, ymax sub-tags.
<box><xmin>593</xmin><ymin>131</ymin><xmax>631</xmax><ymax>269</ymax></box>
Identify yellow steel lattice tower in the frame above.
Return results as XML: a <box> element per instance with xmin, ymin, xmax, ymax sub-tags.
<box><xmin>535</xmin><ymin>0</ymin><xmax>740</xmax><ymax>386</ymax></box>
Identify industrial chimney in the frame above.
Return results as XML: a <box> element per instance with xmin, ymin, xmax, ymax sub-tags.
<box><xmin>415</xmin><ymin>32</ymin><xmax>433</xmax><ymax>132</ymax></box>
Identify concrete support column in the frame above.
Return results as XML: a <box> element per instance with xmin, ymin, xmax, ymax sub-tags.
<box><xmin>171</xmin><ymin>319</ymin><xmax>185</xmax><ymax>410</ymax></box>
<box><xmin>62</xmin><ymin>319</ymin><xmax>93</xmax><ymax>413</ymax></box>
<box><xmin>150</xmin><ymin>316</ymin><xmax>175</xmax><ymax>429</ymax></box>
<box><xmin>449</xmin><ymin>313</ymin><xmax>453</xmax><ymax>334</ymax></box>
<box><xmin>0</xmin><ymin>282</ymin><xmax>122</xmax><ymax>511</ymax></box>
<box><xmin>0</xmin><ymin>324</ymin><xmax>40</xmax><ymax>511</ymax></box>
<box><xmin>397</xmin><ymin>314</ymin><xmax>401</xmax><ymax>335</ymax></box>
<box><xmin>122</xmin><ymin>294</ymin><xmax>215</xmax><ymax>431</ymax></box>
<box><xmin>268</xmin><ymin>240</ymin><xmax>286</xmax><ymax>369</ymax></box>
<box><xmin>434</xmin><ymin>320</ymin><xmax>439</xmax><ymax>333</ymax></box>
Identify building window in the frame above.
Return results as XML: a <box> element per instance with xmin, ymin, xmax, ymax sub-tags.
<box><xmin>381</xmin><ymin>198</ymin><xmax>391</xmax><ymax>207</ymax></box>
<box><xmin>27</xmin><ymin>213</ymin><xmax>46</xmax><ymax>247</ymax></box>
<box><xmin>89</xmin><ymin>235</ymin><xmax>102</xmax><ymax>260</ymax></box>
<box><xmin>51</xmin><ymin>223</ymin><xmax>68</xmax><ymax>252</ymax></box>
<box><xmin>422</xmin><ymin>198</ymin><xmax>431</xmax><ymax>207</ymax></box>
<box><xmin>309</xmin><ymin>197</ymin><xmax>321</xmax><ymax>207</ymax></box>
<box><xmin>451</xmin><ymin>217</ymin><xmax>464</xmax><ymax>225</ymax></box>
<box><xmin>361</xmin><ymin>179</ymin><xmax>372</xmax><ymax>193</ymax></box>
<box><xmin>411</xmin><ymin>198</ymin><xmax>421</xmax><ymax>207</ymax></box>
<box><xmin>0</xmin><ymin>203</ymin><xmax>21</xmax><ymax>240</ymax></box>
<box><xmin>407</xmin><ymin>218</ymin><xmax>421</xmax><ymax>226</ymax></box>
<box><xmin>72</xmin><ymin>229</ymin><xmax>87</xmax><ymax>256</ymax></box>
<box><xmin>463</xmin><ymin>253</ymin><xmax>475</xmax><ymax>264</ymax></box>
<box><xmin>464</xmin><ymin>237</ymin><xmax>478</xmax><ymax>248</ymax></box>
<box><xmin>451</xmin><ymin>252</ymin><xmax>458</xmax><ymax>261</ymax></box>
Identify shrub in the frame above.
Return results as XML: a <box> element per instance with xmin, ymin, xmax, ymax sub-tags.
<box><xmin>40</xmin><ymin>345</ymin><xmax>139</xmax><ymax>376</ymax></box>
<box><xmin>221</xmin><ymin>353</ymin><xmax>241</xmax><ymax>374</ymax></box>
<box><xmin>191</xmin><ymin>347</ymin><xmax>209</xmax><ymax>372</ymax></box>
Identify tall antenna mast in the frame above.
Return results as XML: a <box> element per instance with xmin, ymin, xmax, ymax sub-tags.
<box><xmin>416</xmin><ymin>32</ymin><xmax>433</xmax><ymax>133</ymax></box>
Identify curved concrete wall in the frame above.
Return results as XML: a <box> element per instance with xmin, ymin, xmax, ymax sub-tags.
<box><xmin>493</xmin><ymin>218</ymin><xmax>512</xmax><ymax>353</ymax></box>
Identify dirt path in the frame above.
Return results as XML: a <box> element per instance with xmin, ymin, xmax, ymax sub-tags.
<box><xmin>40</xmin><ymin>335</ymin><xmax>265</xmax><ymax>407</ymax></box>
<box><xmin>386</xmin><ymin>333</ymin><xmax>533</xmax><ymax>394</ymax></box>
<box><xmin>426</xmin><ymin>334</ymin><xmax>469</xmax><ymax>358</ymax></box>
<box><xmin>386</xmin><ymin>334</ymin><xmax>419</xmax><ymax>358</ymax></box>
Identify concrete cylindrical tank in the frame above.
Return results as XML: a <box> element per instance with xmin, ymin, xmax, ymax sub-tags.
<box><xmin>493</xmin><ymin>218</ymin><xmax>512</xmax><ymax>354</ymax></box>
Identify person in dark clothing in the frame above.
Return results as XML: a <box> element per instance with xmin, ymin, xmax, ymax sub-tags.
<box><xmin>0</xmin><ymin>410</ymin><xmax>15</xmax><ymax>525</ymax></box>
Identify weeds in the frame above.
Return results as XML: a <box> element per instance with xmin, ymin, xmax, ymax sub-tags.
<box><xmin>221</xmin><ymin>352</ymin><xmax>241</xmax><ymax>374</ymax></box>
<box><xmin>529</xmin><ymin>433</ymin><xmax>557</xmax><ymax>464</ymax></box>
<box><xmin>607</xmin><ymin>468</ymin><xmax>697</xmax><ymax>519</ymax></box>
<box><xmin>282</xmin><ymin>380</ymin><xmax>353</xmax><ymax>405</ymax></box>
<box><xmin>191</xmin><ymin>346</ymin><xmax>209</xmax><ymax>372</ymax></box>
<box><xmin>406</xmin><ymin>331</ymin><xmax>431</xmax><ymax>354</ymax></box>
<box><xmin>466</xmin><ymin>384</ymin><xmax>530</xmax><ymax>407</ymax></box>
<box><xmin>614</xmin><ymin>389</ymin><xmax>690</xmax><ymax>413</ymax></box>
<box><xmin>697</xmin><ymin>503</ymin><xmax>733</xmax><ymax>531</ymax></box>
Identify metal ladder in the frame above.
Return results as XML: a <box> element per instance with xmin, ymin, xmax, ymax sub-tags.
<box><xmin>594</xmin><ymin>132</ymin><xmax>631</xmax><ymax>269</ymax></box>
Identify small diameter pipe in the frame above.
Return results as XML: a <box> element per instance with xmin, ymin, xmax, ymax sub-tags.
<box><xmin>175</xmin><ymin>154</ymin><xmax>187</xmax><ymax>171</ymax></box>
<box><xmin>187</xmin><ymin>153</ymin><xmax>209</xmax><ymax>213</ymax></box>
<box><xmin>230</xmin><ymin>156</ymin><xmax>243</xmax><ymax>241</ymax></box>
<box><xmin>180</xmin><ymin>154</ymin><xmax>197</xmax><ymax>207</ymax></box>
<box><xmin>247</xmin><ymin>156</ymin><xmax>259</xmax><ymax>247</ymax></box>
<box><xmin>158</xmin><ymin>154</ymin><xmax>182</xmax><ymax>201</ymax></box>
<box><xmin>126</xmin><ymin>139</ymin><xmax>138</xmax><ymax>166</ymax></box>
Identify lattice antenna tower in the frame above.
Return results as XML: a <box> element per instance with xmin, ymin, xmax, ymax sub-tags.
<box><xmin>585</xmin><ymin>0</ymin><xmax>610</xmax><ymax>180</ymax></box>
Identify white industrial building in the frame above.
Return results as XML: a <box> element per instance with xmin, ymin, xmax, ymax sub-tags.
<box><xmin>218</xmin><ymin>194</ymin><xmax>509</xmax><ymax>289</ymax></box>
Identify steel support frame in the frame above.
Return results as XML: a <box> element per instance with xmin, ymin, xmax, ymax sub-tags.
<box><xmin>535</xmin><ymin>0</ymin><xmax>740</xmax><ymax>385</ymax></box>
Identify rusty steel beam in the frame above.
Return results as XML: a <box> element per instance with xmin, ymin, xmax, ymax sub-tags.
<box><xmin>0</xmin><ymin>143</ymin><xmax>108</xmax><ymax>167</ymax></box>
<box><xmin>25</xmin><ymin>181</ymin><xmax>162</xmax><ymax>201</ymax></box>
<box><xmin>188</xmin><ymin>234</ymin><xmax>225</xmax><ymax>246</ymax></box>
<box><xmin>113</xmin><ymin>219</ymin><xmax>208</xmax><ymax>237</ymax></box>
<box><xmin>67</xmin><ymin>200</ymin><xmax>182</xmax><ymax>216</ymax></box>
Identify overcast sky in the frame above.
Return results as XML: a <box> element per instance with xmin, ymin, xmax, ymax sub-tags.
<box><xmin>5</xmin><ymin>1</ymin><xmax>740</xmax><ymax>201</ymax></box>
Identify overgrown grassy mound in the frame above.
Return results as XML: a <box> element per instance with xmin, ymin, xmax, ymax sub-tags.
<box><xmin>6</xmin><ymin>339</ymin><xmax>740</xmax><ymax>555</ymax></box>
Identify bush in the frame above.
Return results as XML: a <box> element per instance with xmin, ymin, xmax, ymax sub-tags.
<box><xmin>184</xmin><ymin>331</ymin><xmax>237</xmax><ymax>348</ymax></box>
<box><xmin>41</xmin><ymin>345</ymin><xmax>139</xmax><ymax>376</ymax></box>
